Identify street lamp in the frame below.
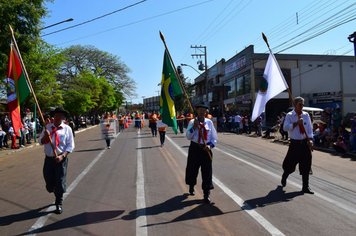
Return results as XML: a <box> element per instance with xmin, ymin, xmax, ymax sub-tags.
<box><xmin>181</xmin><ymin>63</ymin><xmax>202</xmax><ymax>75</ymax></box>
<box><xmin>348</xmin><ymin>31</ymin><xmax>356</xmax><ymax>69</ymax></box>
<box><xmin>41</xmin><ymin>18</ymin><xmax>73</xmax><ymax>30</ymax></box>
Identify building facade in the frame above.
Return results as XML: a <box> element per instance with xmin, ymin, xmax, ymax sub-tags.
<box><xmin>191</xmin><ymin>45</ymin><xmax>356</xmax><ymax>125</ymax></box>
<box><xmin>143</xmin><ymin>96</ymin><xmax>160</xmax><ymax>112</ymax></box>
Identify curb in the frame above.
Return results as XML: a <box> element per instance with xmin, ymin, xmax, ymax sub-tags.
<box><xmin>0</xmin><ymin>125</ymin><xmax>98</xmax><ymax>159</ymax></box>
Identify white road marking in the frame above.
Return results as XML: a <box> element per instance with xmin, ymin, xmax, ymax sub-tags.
<box><xmin>136</xmin><ymin>130</ymin><xmax>148</xmax><ymax>236</ymax></box>
<box><xmin>216</xmin><ymin>147</ymin><xmax>356</xmax><ymax>215</ymax></box>
<box><xmin>166</xmin><ymin>136</ymin><xmax>285</xmax><ymax>236</ymax></box>
<box><xmin>27</xmin><ymin>132</ymin><xmax>119</xmax><ymax>235</ymax></box>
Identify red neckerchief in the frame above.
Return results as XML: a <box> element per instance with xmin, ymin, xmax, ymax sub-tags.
<box><xmin>198</xmin><ymin>122</ymin><xmax>208</xmax><ymax>143</ymax></box>
<box><xmin>45</xmin><ymin>126</ymin><xmax>63</xmax><ymax>147</ymax></box>
<box><xmin>296</xmin><ymin>110</ymin><xmax>305</xmax><ymax>134</ymax></box>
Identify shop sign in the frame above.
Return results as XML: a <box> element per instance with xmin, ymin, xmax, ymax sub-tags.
<box><xmin>225</xmin><ymin>55</ymin><xmax>246</xmax><ymax>75</ymax></box>
<box><xmin>236</xmin><ymin>93</ymin><xmax>251</xmax><ymax>102</ymax></box>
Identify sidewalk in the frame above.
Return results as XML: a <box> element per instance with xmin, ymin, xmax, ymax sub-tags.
<box><xmin>0</xmin><ymin>125</ymin><xmax>98</xmax><ymax>159</ymax></box>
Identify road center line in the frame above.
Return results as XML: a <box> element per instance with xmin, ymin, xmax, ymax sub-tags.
<box><xmin>27</xmin><ymin>132</ymin><xmax>120</xmax><ymax>235</ymax></box>
<box><xmin>136</xmin><ymin>130</ymin><xmax>148</xmax><ymax>236</ymax></box>
<box><xmin>166</xmin><ymin>136</ymin><xmax>285</xmax><ymax>236</ymax></box>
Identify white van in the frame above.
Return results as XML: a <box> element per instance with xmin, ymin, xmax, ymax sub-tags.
<box><xmin>287</xmin><ymin>107</ymin><xmax>324</xmax><ymax>121</ymax></box>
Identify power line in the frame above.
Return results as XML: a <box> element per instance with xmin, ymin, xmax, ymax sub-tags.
<box><xmin>53</xmin><ymin>0</ymin><xmax>214</xmax><ymax>45</ymax></box>
<box><xmin>42</xmin><ymin>0</ymin><xmax>147</xmax><ymax>37</ymax></box>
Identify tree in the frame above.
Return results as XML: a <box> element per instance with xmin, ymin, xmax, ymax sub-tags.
<box><xmin>0</xmin><ymin>0</ymin><xmax>51</xmax><ymax>79</ymax></box>
<box><xmin>174</xmin><ymin>66</ymin><xmax>194</xmax><ymax>112</ymax></box>
<box><xmin>62</xmin><ymin>70</ymin><xmax>99</xmax><ymax>116</ymax></box>
<box><xmin>59</xmin><ymin>45</ymin><xmax>137</xmax><ymax>99</ymax></box>
<box><xmin>23</xmin><ymin>41</ymin><xmax>66</xmax><ymax>113</ymax></box>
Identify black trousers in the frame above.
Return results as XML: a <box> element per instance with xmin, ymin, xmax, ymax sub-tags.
<box><xmin>282</xmin><ymin>139</ymin><xmax>312</xmax><ymax>176</ymax></box>
<box><xmin>150</xmin><ymin>123</ymin><xmax>157</xmax><ymax>136</ymax></box>
<box><xmin>43</xmin><ymin>156</ymin><xmax>68</xmax><ymax>197</ymax></box>
<box><xmin>159</xmin><ymin>131</ymin><xmax>165</xmax><ymax>145</ymax></box>
<box><xmin>185</xmin><ymin>143</ymin><xmax>214</xmax><ymax>191</ymax></box>
<box><xmin>178</xmin><ymin>122</ymin><xmax>184</xmax><ymax>133</ymax></box>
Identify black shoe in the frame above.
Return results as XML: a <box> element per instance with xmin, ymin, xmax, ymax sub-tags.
<box><xmin>204</xmin><ymin>194</ymin><xmax>211</xmax><ymax>204</ymax></box>
<box><xmin>55</xmin><ymin>205</ymin><xmax>63</xmax><ymax>214</ymax></box>
<box><xmin>281</xmin><ymin>176</ymin><xmax>287</xmax><ymax>187</ymax></box>
<box><xmin>302</xmin><ymin>187</ymin><xmax>314</xmax><ymax>194</ymax></box>
<box><xmin>189</xmin><ymin>185</ymin><xmax>195</xmax><ymax>195</ymax></box>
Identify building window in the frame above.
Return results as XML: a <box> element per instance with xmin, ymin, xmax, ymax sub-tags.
<box><xmin>308</xmin><ymin>64</ymin><xmax>312</xmax><ymax>67</ymax></box>
<box><xmin>223</xmin><ymin>79</ymin><xmax>235</xmax><ymax>99</ymax></box>
<box><xmin>215</xmin><ymin>76</ymin><xmax>220</xmax><ymax>84</ymax></box>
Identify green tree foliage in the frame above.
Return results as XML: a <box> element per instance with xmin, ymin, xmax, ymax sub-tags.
<box><xmin>59</xmin><ymin>45</ymin><xmax>136</xmax><ymax>99</ymax></box>
<box><xmin>174</xmin><ymin>66</ymin><xmax>194</xmax><ymax>112</ymax></box>
<box><xmin>0</xmin><ymin>0</ymin><xmax>51</xmax><ymax>79</ymax></box>
<box><xmin>23</xmin><ymin>41</ymin><xmax>66</xmax><ymax>113</ymax></box>
<box><xmin>62</xmin><ymin>70</ymin><xmax>124</xmax><ymax>115</ymax></box>
<box><xmin>62</xmin><ymin>70</ymin><xmax>98</xmax><ymax>115</ymax></box>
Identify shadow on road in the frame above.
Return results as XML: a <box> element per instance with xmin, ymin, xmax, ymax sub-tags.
<box><xmin>0</xmin><ymin>203</ymin><xmax>52</xmax><ymax>226</ymax></box>
<box><xmin>21</xmin><ymin>210</ymin><xmax>125</xmax><ymax>235</ymax></box>
<box><xmin>121</xmin><ymin>193</ymin><xmax>238</xmax><ymax>227</ymax></box>
<box><xmin>136</xmin><ymin>145</ymin><xmax>161</xmax><ymax>150</ymax></box>
<box><xmin>74</xmin><ymin>148</ymin><xmax>105</xmax><ymax>152</ymax></box>
<box><xmin>242</xmin><ymin>186</ymin><xmax>304</xmax><ymax>209</ymax></box>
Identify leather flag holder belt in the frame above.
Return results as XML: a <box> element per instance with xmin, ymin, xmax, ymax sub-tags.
<box><xmin>190</xmin><ymin>141</ymin><xmax>206</xmax><ymax>148</ymax></box>
<box><xmin>290</xmin><ymin>139</ymin><xmax>308</xmax><ymax>144</ymax></box>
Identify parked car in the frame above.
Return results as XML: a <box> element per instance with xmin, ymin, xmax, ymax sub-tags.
<box><xmin>343</xmin><ymin>111</ymin><xmax>356</xmax><ymax>128</ymax></box>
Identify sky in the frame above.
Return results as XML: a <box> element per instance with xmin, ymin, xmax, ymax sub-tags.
<box><xmin>41</xmin><ymin>0</ymin><xmax>356</xmax><ymax>104</ymax></box>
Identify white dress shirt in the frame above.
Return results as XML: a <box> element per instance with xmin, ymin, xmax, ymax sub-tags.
<box><xmin>283</xmin><ymin>110</ymin><xmax>313</xmax><ymax>140</ymax></box>
<box><xmin>39</xmin><ymin>122</ymin><xmax>75</xmax><ymax>157</ymax></box>
<box><xmin>186</xmin><ymin>118</ymin><xmax>217</xmax><ymax>147</ymax></box>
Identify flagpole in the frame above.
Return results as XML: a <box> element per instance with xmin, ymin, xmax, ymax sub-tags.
<box><xmin>9</xmin><ymin>25</ymin><xmax>58</xmax><ymax>157</ymax></box>
<box><xmin>159</xmin><ymin>31</ymin><xmax>213</xmax><ymax>161</ymax></box>
<box><xmin>262</xmin><ymin>33</ymin><xmax>313</xmax><ymax>152</ymax></box>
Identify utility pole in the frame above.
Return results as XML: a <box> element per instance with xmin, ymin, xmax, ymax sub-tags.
<box><xmin>348</xmin><ymin>31</ymin><xmax>356</xmax><ymax>69</ymax></box>
<box><xmin>191</xmin><ymin>45</ymin><xmax>208</xmax><ymax>104</ymax></box>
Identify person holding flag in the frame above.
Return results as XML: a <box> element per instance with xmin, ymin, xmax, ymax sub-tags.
<box><xmin>281</xmin><ymin>97</ymin><xmax>314</xmax><ymax>194</ymax></box>
<box><xmin>39</xmin><ymin>108</ymin><xmax>75</xmax><ymax>214</ymax></box>
<box><xmin>159</xmin><ymin>31</ymin><xmax>216</xmax><ymax>203</ymax></box>
<box><xmin>253</xmin><ymin>33</ymin><xmax>314</xmax><ymax>194</ymax></box>
<box><xmin>185</xmin><ymin>104</ymin><xmax>217</xmax><ymax>203</ymax></box>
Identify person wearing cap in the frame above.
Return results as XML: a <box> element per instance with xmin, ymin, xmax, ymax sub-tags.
<box><xmin>39</xmin><ymin>107</ymin><xmax>75</xmax><ymax>214</ymax></box>
<box><xmin>185</xmin><ymin>104</ymin><xmax>217</xmax><ymax>203</ymax></box>
<box><xmin>281</xmin><ymin>97</ymin><xmax>314</xmax><ymax>194</ymax></box>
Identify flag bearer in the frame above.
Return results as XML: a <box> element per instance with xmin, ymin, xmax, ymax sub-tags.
<box><xmin>281</xmin><ymin>97</ymin><xmax>314</xmax><ymax>194</ymax></box>
<box><xmin>185</xmin><ymin>104</ymin><xmax>217</xmax><ymax>203</ymax></box>
<box><xmin>40</xmin><ymin>108</ymin><xmax>75</xmax><ymax>214</ymax></box>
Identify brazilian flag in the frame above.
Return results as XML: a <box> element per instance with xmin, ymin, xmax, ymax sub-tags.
<box><xmin>160</xmin><ymin>50</ymin><xmax>182</xmax><ymax>134</ymax></box>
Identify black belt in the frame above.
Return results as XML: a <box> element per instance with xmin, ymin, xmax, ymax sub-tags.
<box><xmin>190</xmin><ymin>141</ymin><xmax>206</xmax><ymax>148</ymax></box>
<box><xmin>290</xmin><ymin>139</ymin><xmax>308</xmax><ymax>144</ymax></box>
<box><xmin>46</xmin><ymin>153</ymin><xmax>63</xmax><ymax>159</ymax></box>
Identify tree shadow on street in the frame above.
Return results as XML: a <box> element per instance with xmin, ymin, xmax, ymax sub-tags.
<box><xmin>242</xmin><ymin>186</ymin><xmax>303</xmax><ymax>210</ymax></box>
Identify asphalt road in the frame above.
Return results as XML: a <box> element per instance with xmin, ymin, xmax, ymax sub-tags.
<box><xmin>0</xmin><ymin>122</ymin><xmax>355</xmax><ymax>236</ymax></box>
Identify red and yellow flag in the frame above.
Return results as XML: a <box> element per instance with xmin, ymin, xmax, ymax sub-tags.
<box><xmin>6</xmin><ymin>44</ymin><xmax>31</xmax><ymax>137</ymax></box>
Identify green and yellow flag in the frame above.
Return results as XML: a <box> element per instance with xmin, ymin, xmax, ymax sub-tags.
<box><xmin>160</xmin><ymin>50</ymin><xmax>182</xmax><ymax>134</ymax></box>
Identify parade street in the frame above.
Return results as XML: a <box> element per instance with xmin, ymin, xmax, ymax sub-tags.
<box><xmin>0</xmin><ymin>123</ymin><xmax>355</xmax><ymax>236</ymax></box>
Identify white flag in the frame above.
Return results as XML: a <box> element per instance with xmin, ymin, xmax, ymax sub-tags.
<box><xmin>251</xmin><ymin>48</ymin><xmax>289</xmax><ymax>122</ymax></box>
